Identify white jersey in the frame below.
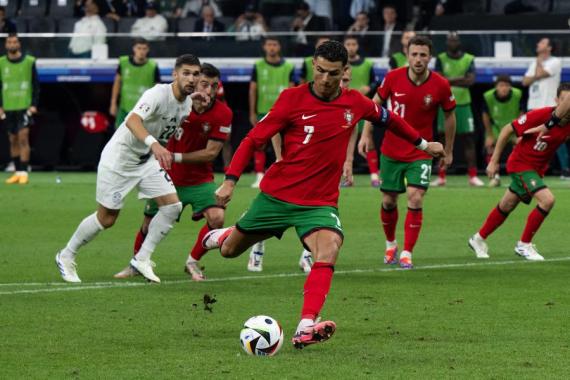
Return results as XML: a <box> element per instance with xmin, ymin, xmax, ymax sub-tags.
<box><xmin>100</xmin><ymin>83</ymin><xmax>192</xmax><ymax>170</ymax></box>
<box><xmin>525</xmin><ymin>56</ymin><xmax>561</xmax><ymax>110</ymax></box>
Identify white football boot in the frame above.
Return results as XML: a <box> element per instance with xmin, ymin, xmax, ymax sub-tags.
<box><xmin>55</xmin><ymin>251</ymin><xmax>81</xmax><ymax>283</ymax></box>
<box><xmin>468</xmin><ymin>233</ymin><xmax>490</xmax><ymax>259</ymax></box>
<box><xmin>299</xmin><ymin>249</ymin><xmax>313</xmax><ymax>273</ymax></box>
<box><xmin>514</xmin><ymin>242</ymin><xmax>544</xmax><ymax>261</ymax></box>
<box><xmin>129</xmin><ymin>257</ymin><xmax>160</xmax><ymax>283</ymax></box>
<box><xmin>248</xmin><ymin>241</ymin><xmax>265</xmax><ymax>272</ymax></box>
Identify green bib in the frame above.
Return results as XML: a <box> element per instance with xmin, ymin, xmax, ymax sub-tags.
<box><xmin>349</xmin><ymin>58</ymin><xmax>374</xmax><ymax>91</ymax></box>
<box><xmin>483</xmin><ymin>87</ymin><xmax>522</xmax><ymax>134</ymax></box>
<box><xmin>303</xmin><ymin>56</ymin><xmax>314</xmax><ymax>82</ymax></box>
<box><xmin>437</xmin><ymin>52</ymin><xmax>474</xmax><ymax>105</ymax></box>
<box><xmin>119</xmin><ymin>56</ymin><xmax>158</xmax><ymax>112</ymax></box>
<box><xmin>254</xmin><ymin>59</ymin><xmax>294</xmax><ymax>114</ymax></box>
<box><xmin>0</xmin><ymin>55</ymin><xmax>35</xmax><ymax>111</ymax></box>
<box><xmin>391</xmin><ymin>52</ymin><xmax>408</xmax><ymax>68</ymax></box>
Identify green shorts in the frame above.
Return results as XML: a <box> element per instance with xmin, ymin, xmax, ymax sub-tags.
<box><xmin>144</xmin><ymin>182</ymin><xmax>221</xmax><ymax>221</ymax></box>
<box><xmin>438</xmin><ymin>104</ymin><xmax>474</xmax><ymax>134</ymax></box>
<box><xmin>236</xmin><ymin>192</ymin><xmax>344</xmax><ymax>245</ymax></box>
<box><xmin>508</xmin><ymin>171</ymin><xmax>547</xmax><ymax>204</ymax></box>
<box><xmin>380</xmin><ymin>155</ymin><xmax>433</xmax><ymax>193</ymax></box>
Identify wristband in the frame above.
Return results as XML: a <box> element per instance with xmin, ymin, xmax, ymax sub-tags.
<box><xmin>416</xmin><ymin>138</ymin><xmax>428</xmax><ymax>151</ymax></box>
<box><xmin>144</xmin><ymin>135</ymin><xmax>158</xmax><ymax>147</ymax></box>
<box><xmin>173</xmin><ymin>153</ymin><xmax>183</xmax><ymax>163</ymax></box>
<box><xmin>545</xmin><ymin>111</ymin><xmax>562</xmax><ymax>129</ymax></box>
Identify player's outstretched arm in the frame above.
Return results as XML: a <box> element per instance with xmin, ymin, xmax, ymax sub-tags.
<box><xmin>215</xmin><ymin>179</ymin><xmax>235</xmax><ymax>206</ymax></box>
<box><xmin>439</xmin><ymin>110</ymin><xmax>456</xmax><ymax>170</ymax></box>
<box><xmin>487</xmin><ymin>123</ymin><xmax>513</xmax><ymax>178</ymax></box>
<box><xmin>174</xmin><ymin>140</ymin><xmax>223</xmax><ymax>164</ymax></box>
<box><xmin>524</xmin><ymin>99</ymin><xmax>570</xmax><ymax>136</ymax></box>
<box><xmin>126</xmin><ymin>113</ymin><xmax>173</xmax><ymax>170</ymax></box>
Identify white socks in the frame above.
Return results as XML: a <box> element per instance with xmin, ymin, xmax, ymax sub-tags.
<box><xmin>296</xmin><ymin>318</ymin><xmax>314</xmax><ymax>334</ymax></box>
<box><xmin>136</xmin><ymin>202</ymin><xmax>182</xmax><ymax>261</ymax></box>
<box><xmin>251</xmin><ymin>241</ymin><xmax>265</xmax><ymax>255</ymax></box>
<box><xmin>386</xmin><ymin>240</ymin><xmax>397</xmax><ymax>249</ymax></box>
<box><xmin>62</xmin><ymin>212</ymin><xmax>104</xmax><ymax>259</ymax></box>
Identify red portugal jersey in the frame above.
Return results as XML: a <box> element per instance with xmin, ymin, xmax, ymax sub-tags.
<box><xmin>167</xmin><ymin>100</ymin><xmax>233</xmax><ymax>186</ymax></box>
<box><xmin>507</xmin><ymin>107</ymin><xmax>570</xmax><ymax>176</ymax></box>
<box><xmin>226</xmin><ymin>83</ymin><xmax>422</xmax><ymax>207</ymax></box>
<box><xmin>378</xmin><ymin>67</ymin><xmax>455</xmax><ymax>162</ymax></box>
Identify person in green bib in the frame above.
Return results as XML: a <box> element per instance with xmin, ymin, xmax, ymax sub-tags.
<box><xmin>300</xmin><ymin>36</ymin><xmax>330</xmax><ymax>84</ymax></box>
<box><xmin>433</xmin><ymin>32</ymin><xmax>484</xmax><ymax>187</ymax></box>
<box><xmin>482</xmin><ymin>74</ymin><xmax>524</xmax><ymax>187</ymax></box>
<box><xmin>389</xmin><ymin>30</ymin><xmax>415</xmax><ymax>70</ymax></box>
<box><xmin>343</xmin><ymin>35</ymin><xmax>380</xmax><ymax>187</ymax></box>
<box><xmin>248</xmin><ymin>36</ymin><xmax>294</xmax><ymax>189</ymax></box>
<box><xmin>109</xmin><ymin>38</ymin><xmax>160</xmax><ymax>127</ymax></box>
<box><xmin>1</xmin><ymin>34</ymin><xmax>39</xmax><ymax>185</ymax></box>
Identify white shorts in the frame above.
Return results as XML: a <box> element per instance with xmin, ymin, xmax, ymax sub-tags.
<box><xmin>96</xmin><ymin>158</ymin><xmax>176</xmax><ymax>210</ymax></box>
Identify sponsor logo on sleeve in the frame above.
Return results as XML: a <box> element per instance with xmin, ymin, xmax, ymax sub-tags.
<box><xmin>220</xmin><ymin>125</ymin><xmax>232</xmax><ymax>133</ymax></box>
<box><xmin>138</xmin><ymin>103</ymin><xmax>151</xmax><ymax>113</ymax></box>
<box><xmin>518</xmin><ymin>114</ymin><xmax>527</xmax><ymax>124</ymax></box>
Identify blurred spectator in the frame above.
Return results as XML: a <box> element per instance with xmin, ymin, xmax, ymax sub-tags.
<box><xmin>229</xmin><ymin>4</ymin><xmax>267</xmax><ymax>42</ymax></box>
<box><xmin>194</xmin><ymin>4</ymin><xmax>225</xmax><ymax>38</ymax></box>
<box><xmin>347</xmin><ymin>11</ymin><xmax>376</xmax><ymax>55</ymax></box>
<box><xmin>417</xmin><ymin>0</ymin><xmax>462</xmax><ymax>30</ymax></box>
<box><xmin>305</xmin><ymin>0</ymin><xmax>332</xmax><ymax>19</ymax></box>
<box><xmin>182</xmin><ymin>0</ymin><xmax>222</xmax><ymax>17</ymax></box>
<box><xmin>158</xmin><ymin>0</ymin><xmax>185</xmax><ymax>17</ymax></box>
<box><xmin>389</xmin><ymin>30</ymin><xmax>415</xmax><ymax>70</ymax></box>
<box><xmin>69</xmin><ymin>0</ymin><xmax>107</xmax><ymax>58</ymax></box>
<box><xmin>380</xmin><ymin>4</ymin><xmax>403</xmax><ymax>57</ymax></box>
<box><xmin>504</xmin><ymin>0</ymin><xmax>550</xmax><ymax>14</ymax></box>
<box><xmin>349</xmin><ymin>0</ymin><xmax>376</xmax><ymax>19</ymax></box>
<box><xmin>0</xmin><ymin>6</ymin><xmax>16</xmax><ymax>33</ymax></box>
<box><xmin>131</xmin><ymin>2</ymin><xmax>168</xmax><ymax>41</ymax></box>
<box><xmin>292</xmin><ymin>1</ymin><xmax>329</xmax><ymax>55</ymax></box>
<box><xmin>522</xmin><ymin>38</ymin><xmax>567</xmax><ymax>178</ymax></box>
<box><xmin>103</xmin><ymin>0</ymin><xmax>148</xmax><ymax>19</ymax></box>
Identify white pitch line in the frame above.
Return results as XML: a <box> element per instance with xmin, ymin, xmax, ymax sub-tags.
<box><xmin>1</xmin><ymin>256</ymin><xmax>570</xmax><ymax>296</ymax></box>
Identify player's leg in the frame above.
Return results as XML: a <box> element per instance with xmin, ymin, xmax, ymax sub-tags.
<box><xmin>358</xmin><ymin>123</ymin><xmax>380</xmax><ymax>187</ymax></box>
<box><xmin>5</xmin><ymin>114</ymin><xmax>21</xmax><ymax>183</ymax></box>
<box><xmin>461</xmin><ymin>133</ymin><xmax>483</xmax><ymax>186</ymax></box>
<box><xmin>16</xmin><ymin>121</ymin><xmax>31</xmax><ymax>184</ymax></box>
<box><xmin>379</xmin><ymin>155</ymin><xmax>406</xmax><ymax>264</ymax></box>
<box><xmin>515</xmin><ymin>180</ymin><xmax>553</xmax><ymax>261</ymax></box>
<box><xmin>431</xmin><ymin>109</ymin><xmax>447</xmax><ymax>187</ymax></box>
<box><xmin>222</xmin><ymin>138</ymin><xmax>233</xmax><ymax>173</ymax></box>
<box><xmin>469</xmin><ymin>188</ymin><xmax>519</xmax><ymax>259</ymax></box>
<box><xmin>113</xmin><ymin>209</ymin><xmax>153</xmax><ymax>279</ymax></box>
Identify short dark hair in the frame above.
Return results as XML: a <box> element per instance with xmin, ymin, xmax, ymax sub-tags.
<box><xmin>298</xmin><ymin>1</ymin><xmax>310</xmax><ymax>11</ymax></box>
<box><xmin>0</xmin><ymin>6</ymin><xmax>5</xmax><ymax>13</ymax></box>
<box><xmin>200</xmin><ymin>62</ymin><xmax>220</xmax><ymax>79</ymax></box>
<box><xmin>314</xmin><ymin>40</ymin><xmax>348</xmax><ymax>66</ymax></box>
<box><xmin>408</xmin><ymin>35</ymin><xmax>432</xmax><ymax>54</ymax></box>
<box><xmin>133</xmin><ymin>37</ymin><xmax>149</xmax><ymax>46</ymax></box>
<box><xmin>495</xmin><ymin>74</ymin><xmax>512</xmax><ymax>85</ymax></box>
<box><xmin>556</xmin><ymin>83</ymin><xmax>570</xmax><ymax>97</ymax></box>
<box><xmin>343</xmin><ymin>34</ymin><xmax>358</xmax><ymax>43</ymax></box>
<box><xmin>174</xmin><ymin>54</ymin><xmax>200</xmax><ymax>69</ymax></box>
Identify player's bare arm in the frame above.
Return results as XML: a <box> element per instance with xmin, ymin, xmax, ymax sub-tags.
<box><xmin>271</xmin><ymin>134</ymin><xmax>283</xmax><ymax>161</ymax></box>
<box><xmin>109</xmin><ymin>73</ymin><xmax>121</xmax><ymax>116</ymax></box>
<box><xmin>486</xmin><ymin>123</ymin><xmax>513</xmax><ymax>178</ymax></box>
<box><xmin>447</xmin><ymin>72</ymin><xmax>475</xmax><ymax>87</ymax></box>
<box><xmin>343</xmin><ymin>127</ymin><xmax>358</xmax><ymax>184</ymax></box>
<box><xmin>439</xmin><ymin>110</ymin><xmax>456</xmax><ymax>170</ymax></box>
<box><xmin>174</xmin><ymin>139</ymin><xmax>223</xmax><ymax>164</ymax></box>
<box><xmin>126</xmin><ymin>113</ymin><xmax>173</xmax><ymax>170</ymax></box>
<box><xmin>358</xmin><ymin>93</ymin><xmax>382</xmax><ymax>156</ymax></box>
<box><xmin>482</xmin><ymin>111</ymin><xmax>495</xmax><ymax>152</ymax></box>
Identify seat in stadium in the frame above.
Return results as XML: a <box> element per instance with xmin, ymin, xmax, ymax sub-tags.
<box><xmin>49</xmin><ymin>0</ymin><xmax>74</xmax><ymax>18</ymax></box>
<box><xmin>19</xmin><ymin>0</ymin><xmax>48</xmax><ymax>17</ymax></box>
<box><xmin>269</xmin><ymin>16</ymin><xmax>293</xmax><ymax>32</ymax></box>
<box><xmin>117</xmin><ymin>17</ymin><xmax>137</xmax><ymax>33</ymax></box>
<box><xmin>57</xmin><ymin>17</ymin><xmax>76</xmax><ymax>33</ymax></box>
<box><xmin>12</xmin><ymin>17</ymin><xmax>28</xmax><ymax>33</ymax></box>
<box><xmin>28</xmin><ymin>17</ymin><xmax>56</xmax><ymax>33</ymax></box>
<box><xmin>1</xmin><ymin>0</ymin><xmax>21</xmax><ymax>17</ymax></box>
<box><xmin>103</xmin><ymin>17</ymin><xmax>116</xmax><ymax>33</ymax></box>
<box><xmin>177</xmin><ymin>17</ymin><xmax>197</xmax><ymax>32</ymax></box>
<box><xmin>553</xmin><ymin>0</ymin><xmax>570</xmax><ymax>12</ymax></box>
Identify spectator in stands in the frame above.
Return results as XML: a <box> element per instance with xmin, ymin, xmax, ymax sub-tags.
<box><xmin>101</xmin><ymin>0</ymin><xmax>148</xmax><ymax>19</ymax></box>
<box><xmin>68</xmin><ymin>0</ymin><xmax>107</xmax><ymax>58</ymax></box>
<box><xmin>389</xmin><ymin>30</ymin><xmax>415</xmax><ymax>70</ymax></box>
<box><xmin>349</xmin><ymin>0</ymin><xmax>376</xmax><ymax>19</ymax></box>
<box><xmin>482</xmin><ymin>75</ymin><xmax>524</xmax><ymax>187</ymax></box>
<box><xmin>182</xmin><ymin>0</ymin><xmax>222</xmax><ymax>17</ymax></box>
<box><xmin>522</xmin><ymin>38</ymin><xmax>567</xmax><ymax>178</ymax></box>
<box><xmin>158</xmin><ymin>0</ymin><xmax>185</xmax><ymax>18</ymax></box>
<box><xmin>230</xmin><ymin>3</ymin><xmax>267</xmax><ymax>42</ymax></box>
<box><xmin>194</xmin><ymin>4</ymin><xmax>225</xmax><ymax>39</ymax></box>
<box><xmin>131</xmin><ymin>2</ymin><xmax>168</xmax><ymax>41</ymax></box>
<box><xmin>291</xmin><ymin>1</ymin><xmax>329</xmax><ymax>56</ymax></box>
<box><xmin>347</xmin><ymin>11</ymin><xmax>376</xmax><ymax>55</ymax></box>
<box><xmin>305</xmin><ymin>0</ymin><xmax>332</xmax><ymax>19</ymax></box>
<box><xmin>416</xmin><ymin>0</ymin><xmax>462</xmax><ymax>30</ymax></box>
<box><xmin>380</xmin><ymin>4</ymin><xmax>403</xmax><ymax>57</ymax></box>
<box><xmin>0</xmin><ymin>6</ymin><xmax>16</xmax><ymax>33</ymax></box>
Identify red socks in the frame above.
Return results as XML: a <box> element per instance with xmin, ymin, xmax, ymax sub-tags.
<box><xmin>438</xmin><ymin>168</ymin><xmax>446</xmax><ymax>181</ymax></box>
<box><xmin>479</xmin><ymin>205</ymin><xmax>509</xmax><ymax>239</ymax></box>
<box><xmin>521</xmin><ymin>206</ymin><xmax>548</xmax><ymax>243</ymax></box>
<box><xmin>366</xmin><ymin>150</ymin><xmax>379</xmax><ymax>175</ymax></box>
<box><xmin>190</xmin><ymin>224</ymin><xmax>212</xmax><ymax>261</ymax></box>
<box><xmin>404</xmin><ymin>208</ymin><xmax>423</xmax><ymax>252</ymax></box>
<box><xmin>301</xmin><ymin>262</ymin><xmax>334</xmax><ymax>320</ymax></box>
<box><xmin>133</xmin><ymin>228</ymin><xmax>146</xmax><ymax>254</ymax></box>
<box><xmin>381</xmin><ymin>205</ymin><xmax>398</xmax><ymax>242</ymax></box>
<box><xmin>468</xmin><ymin>167</ymin><xmax>478</xmax><ymax>178</ymax></box>
<box><xmin>253</xmin><ymin>150</ymin><xmax>266</xmax><ymax>174</ymax></box>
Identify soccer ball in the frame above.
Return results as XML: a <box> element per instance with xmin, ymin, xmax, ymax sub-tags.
<box><xmin>239</xmin><ymin>315</ymin><xmax>284</xmax><ymax>356</ymax></box>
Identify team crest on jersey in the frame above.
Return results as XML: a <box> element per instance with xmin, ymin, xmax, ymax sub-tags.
<box><xmin>424</xmin><ymin>94</ymin><xmax>433</xmax><ymax>106</ymax></box>
<box><xmin>344</xmin><ymin>109</ymin><xmax>354</xmax><ymax>126</ymax></box>
<box><xmin>518</xmin><ymin>114</ymin><xmax>527</xmax><ymax>124</ymax></box>
<box><xmin>202</xmin><ymin>122</ymin><xmax>211</xmax><ymax>133</ymax></box>
<box><xmin>138</xmin><ymin>103</ymin><xmax>151</xmax><ymax>113</ymax></box>
<box><xmin>530</xmin><ymin>179</ymin><xmax>537</xmax><ymax>187</ymax></box>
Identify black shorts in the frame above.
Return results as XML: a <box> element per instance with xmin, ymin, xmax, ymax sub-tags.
<box><xmin>4</xmin><ymin>110</ymin><xmax>32</xmax><ymax>134</ymax></box>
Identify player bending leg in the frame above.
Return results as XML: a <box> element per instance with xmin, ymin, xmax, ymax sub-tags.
<box><xmin>56</xmin><ymin>55</ymin><xmax>206</xmax><ymax>283</ymax></box>
<box><xmin>469</xmin><ymin>83</ymin><xmax>570</xmax><ymax>260</ymax></box>
<box><xmin>114</xmin><ymin>63</ymin><xmax>231</xmax><ymax>281</ymax></box>
<box><xmin>201</xmin><ymin>41</ymin><xmax>444</xmax><ymax>349</ymax></box>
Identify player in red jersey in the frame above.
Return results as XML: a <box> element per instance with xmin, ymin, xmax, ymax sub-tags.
<box><xmin>469</xmin><ymin>83</ymin><xmax>570</xmax><ymax>261</ymax></box>
<box><xmin>114</xmin><ymin>63</ymin><xmax>232</xmax><ymax>281</ymax></box>
<box><xmin>358</xmin><ymin>36</ymin><xmax>456</xmax><ymax>269</ymax></box>
<box><xmin>201</xmin><ymin>41</ymin><xmax>445</xmax><ymax>349</ymax></box>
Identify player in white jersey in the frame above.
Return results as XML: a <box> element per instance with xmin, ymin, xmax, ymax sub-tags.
<box><xmin>56</xmin><ymin>54</ymin><xmax>207</xmax><ymax>283</ymax></box>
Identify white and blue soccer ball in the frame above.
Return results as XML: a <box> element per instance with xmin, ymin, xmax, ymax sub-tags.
<box><xmin>239</xmin><ymin>315</ymin><xmax>284</xmax><ymax>356</ymax></box>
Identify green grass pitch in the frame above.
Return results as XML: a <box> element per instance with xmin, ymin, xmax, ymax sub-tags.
<box><xmin>1</xmin><ymin>173</ymin><xmax>569</xmax><ymax>378</ymax></box>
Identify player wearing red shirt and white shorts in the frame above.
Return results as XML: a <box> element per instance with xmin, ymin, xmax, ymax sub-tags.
<box><xmin>114</xmin><ymin>63</ymin><xmax>232</xmax><ymax>281</ymax></box>
<box><xmin>200</xmin><ymin>41</ymin><xmax>445</xmax><ymax>349</ymax></box>
<box><xmin>359</xmin><ymin>36</ymin><xmax>456</xmax><ymax>269</ymax></box>
<box><xmin>469</xmin><ymin>83</ymin><xmax>570</xmax><ymax>261</ymax></box>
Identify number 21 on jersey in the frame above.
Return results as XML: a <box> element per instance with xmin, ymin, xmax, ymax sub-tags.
<box><xmin>393</xmin><ymin>101</ymin><xmax>406</xmax><ymax>118</ymax></box>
